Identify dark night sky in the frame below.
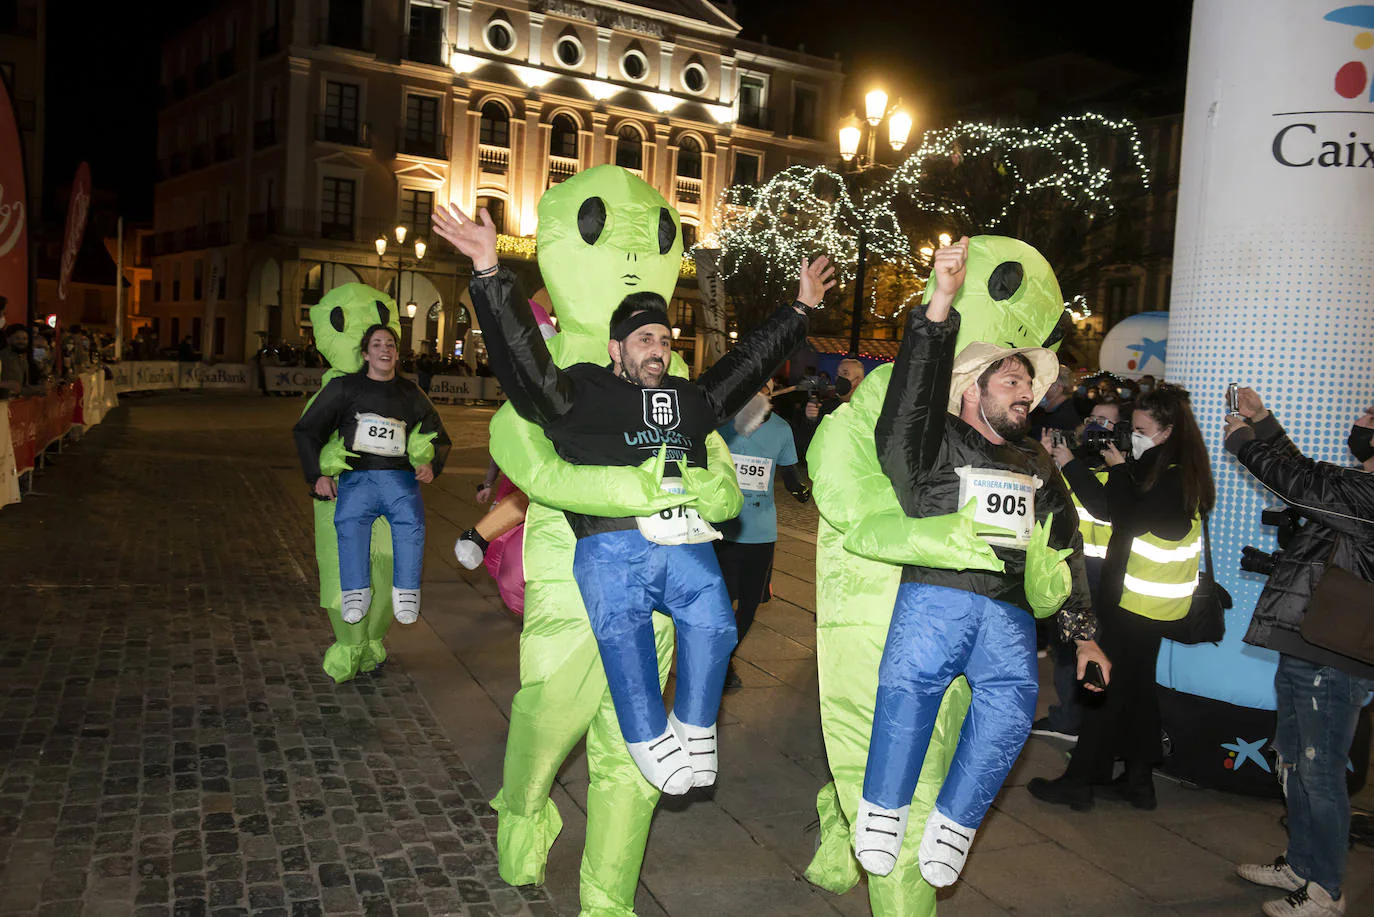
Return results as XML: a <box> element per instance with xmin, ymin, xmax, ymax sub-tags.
<box><xmin>41</xmin><ymin>0</ymin><xmax>1193</xmax><ymax>223</ymax></box>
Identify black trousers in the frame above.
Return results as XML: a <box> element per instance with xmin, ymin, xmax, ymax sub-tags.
<box><xmin>1065</xmin><ymin>601</ymin><xmax>1167</xmax><ymax>784</ymax></box>
<box><xmin>712</xmin><ymin>540</ymin><xmax>775</xmax><ymax>643</ymax></box>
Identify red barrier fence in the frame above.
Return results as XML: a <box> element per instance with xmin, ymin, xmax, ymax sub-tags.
<box><xmin>7</xmin><ymin>383</ymin><xmax>80</xmax><ymax>475</ymax></box>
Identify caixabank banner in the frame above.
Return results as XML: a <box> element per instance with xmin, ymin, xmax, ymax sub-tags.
<box><xmin>1161</xmin><ymin>0</ymin><xmax>1374</xmax><ymax>793</ymax></box>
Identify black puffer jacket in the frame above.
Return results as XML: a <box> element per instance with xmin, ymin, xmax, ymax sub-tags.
<box><xmin>1228</xmin><ymin>412</ymin><xmax>1374</xmax><ymax>679</ymax></box>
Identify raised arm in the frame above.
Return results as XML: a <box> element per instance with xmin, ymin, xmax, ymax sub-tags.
<box><xmin>874</xmin><ymin>238</ymin><xmax>967</xmax><ymax>515</ymax></box>
<box><xmin>433</xmin><ymin>204</ymin><xmax>575</xmax><ymax>428</ymax></box>
<box><xmin>697</xmin><ymin>257</ymin><xmax>833</xmax><ymax>423</ymax></box>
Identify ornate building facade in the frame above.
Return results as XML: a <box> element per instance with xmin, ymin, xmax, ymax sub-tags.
<box><xmin>146</xmin><ymin>0</ymin><xmax>843</xmax><ymax>363</ymax></box>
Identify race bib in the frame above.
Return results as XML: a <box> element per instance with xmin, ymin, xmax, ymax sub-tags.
<box><xmin>731</xmin><ymin>453</ymin><xmax>774</xmax><ymax>494</ymax></box>
<box><xmin>636</xmin><ymin>477</ymin><xmax>723</xmax><ymax>546</ymax></box>
<box><xmin>352</xmin><ymin>412</ymin><xmax>406</xmax><ymax>457</ymax></box>
<box><xmin>956</xmin><ymin>466</ymin><xmax>1039</xmax><ymax>549</ymax></box>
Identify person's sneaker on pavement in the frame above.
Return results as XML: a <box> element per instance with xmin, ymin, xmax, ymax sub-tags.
<box><xmin>1236</xmin><ymin>854</ymin><xmax>1304</xmax><ymax>892</ymax></box>
<box><xmin>1261</xmin><ymin>882</ymin><xmax>1346</xmax><ymax>917</ymax></box>
<box><xmin>1029</xmin><ymin>716</ymin><xmax>1078</xmax><ymax>743</ymax></box>
<box><xmin>454</xmin><ymin>528</ymin><xmax>489</xmax><ymax>570</ymax></box>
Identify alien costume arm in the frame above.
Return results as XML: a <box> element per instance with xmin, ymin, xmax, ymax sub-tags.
<box><xmin>469</xmin><ymin>267</ymin><xmax>576</xmax><ymax>428</ymax></box>
<box><xmin>696</xmin><ymin>304</ymin><xmax>809</xmax><ymax>424</ymax></box>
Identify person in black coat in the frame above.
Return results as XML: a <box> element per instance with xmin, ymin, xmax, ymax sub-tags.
<box><xmin>1227</xmin><ymin>390</ymin><xmax>1374</xmax><ymax>917</ymax></box>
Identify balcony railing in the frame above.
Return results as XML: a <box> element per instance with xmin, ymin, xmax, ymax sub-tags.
<box><xmin>401</xmin><ymin>31</ymin><xmax>446</xmax><ymax>66</ymax></box>
<box><xmin>193</xmin><ymin>61</ymin><xmax>213</xmax><ymax>91</ymax></box>
<box><xmin>245</xmin><ymin>209</ymin><xmax>391</xmax><ymax>245</ymax></box>
<box><xmin>316</xmin><ymin>116</ymin><xmax>372</xmax><ymax>148</ymax></box>
<box><xmin>214</xmin><ymin>134</ymin><xmax>234</xmax><ymax>162</ymax></box>
<box><xmin>675</xmin><ymin>176</ymin><xmax>702</xmax><ymax>205</ymax></box>
<box><xmin>737</xmin><ymin>105</ymin><xmax>773</xmax><ymax>131</ymax></box>
<box><xmin>190</xmin><ymin>143</ymin><xmax>211</xmax><ymax>170</ymax></box>
<box><xmin>478</xmin><ymin>143</ymin><xmax>509</xmax><ymax>175</ymax></box>
<box><xmin>216</xmin><ymin>48</ymin><xmax>237</xmax><ymax>79</ymax></box>
<box><xmin>253</xmin><ymin>119</ymin><xmax>278</xmax><ymax>149</ymax></box>
<box><xmin>398</xmin><ymin>126</ymin><xmax>447</xmax><ymax>159</ymax></box>
<box><xmin>548</xmin><ymin>155</ymin><xmax>579</xmax><ymax>186</ymax></box>
<box><xmin>317</xmin><ymin>17</ymin><xmax>373</xmax><ymax>53</ymax></box>
<box><xmin>258</xmin><ymin>24</ymin><xmax>280</xmax><ymax>57</ymax></box>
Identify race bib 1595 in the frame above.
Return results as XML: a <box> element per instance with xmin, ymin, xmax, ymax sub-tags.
<box><xmin>352</xmin><ymin>412</ymin><xmax>406</xmax><ymax>458</ymax></box>
<box><xmin>955</xmin><ymin>466</ymin><xmax>1039</xmax><ymax>549</ymax></box>
<box><xmin>730</xmin><ymin>453</ymin><xmax>774</xmax><ymax>493</ymax></box>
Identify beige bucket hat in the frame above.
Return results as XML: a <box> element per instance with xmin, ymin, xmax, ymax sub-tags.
<box><xmin>947</xmin><ymin>341</ymin><xmax>1061</xmax><ymax>415</ymax></box>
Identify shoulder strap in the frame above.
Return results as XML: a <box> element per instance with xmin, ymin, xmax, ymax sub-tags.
<box><xmin>1201</xmin><ymin>511</ymin><xmax>1214</xmax><ymax>576</ymax></box>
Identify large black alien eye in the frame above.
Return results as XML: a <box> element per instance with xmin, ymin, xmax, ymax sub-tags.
<box><xmin>988</xmin><ymin>261</ymin><xmax>1025</xmax><ymax>301</ymax></box>
<box><xmin>375</xmin><ymin>300</ymin><xmax>390</xmax><ymax>325</ymax></box>
<box><xmin>330</xmin><ymin>307</ymin><xmax>346</xmax><ymax>333</ymax></box>
<box><xmin>657</xmin><ymin>207</ymin><xmax>677</xmax><ymax>255</ymax></box>
<box><xmin>578</xmin><ymin>197</ymin><xmax>607</xmax><ymax>245</ymax></box>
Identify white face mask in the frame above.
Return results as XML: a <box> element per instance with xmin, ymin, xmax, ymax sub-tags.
<box><xmin>1131</xmin><ymin>431</ymin><xmax>1156</xmax><ymax>460</ymax></box>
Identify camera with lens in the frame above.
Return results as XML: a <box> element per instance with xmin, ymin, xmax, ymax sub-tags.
<box><xmin>1078</xmin><ymin>422</ymin><xmax>1132</xmax><ymax>458</ymax></box>
<box><xmin>1238</xmin><ymin>506</ymin><xmax>1303</xmax><ymax>577</ymax></box>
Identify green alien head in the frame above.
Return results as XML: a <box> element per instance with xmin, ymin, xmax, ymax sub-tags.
<box><xmin>309</xmin><ymin>284</ymin><xmax>401</xmax><ymax>372</ymax></box>
<box><xmin>923</xmin><ymin>235</ymin><xmax>1071</xmax><ymax>354</ymax></box>
<box><xmin>536</xmin><ymin>165</ymin><xmax>683</xmax><ymax>340</ymax></box>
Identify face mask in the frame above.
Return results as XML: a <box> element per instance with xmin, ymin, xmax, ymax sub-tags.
<box><xmin>834</xmin><ymin>376</ymin><xmax>852</xmax><ymax>397</ymax></box>
<box><xmin>1349</xmin><ymin>426</ymin><xmax>1374</xmax><ymax>463</ymax></box>
<box><xmin>1138</xmin><ymin>383</ymin><xmax>1154</xmax><ymax>394</ymax></box>
<box><xmin>1131</xmin><ymin>431</ymin><xmax>1156</xmax><ymax>460</ymax></box>
<box><xmin>31</xmin><ymin>347</ymin><xmax>47</xmax><ymax>362</ymax></box>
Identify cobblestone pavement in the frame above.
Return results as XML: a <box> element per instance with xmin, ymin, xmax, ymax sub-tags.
<box><xmin>0</xmin><ymin>400</ymin><xmax>554</xmax><ymax>917</ymax></box>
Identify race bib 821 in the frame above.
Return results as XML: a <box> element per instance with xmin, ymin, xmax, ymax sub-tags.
<box><xmin>955</xmin><ymin>466</ymin><xmax>1038</xmax><ymax>549</ymax></box>
<box><xmin>352</xmin><ymin>412</ymin><xmax>406</xmax><ymax>457</ymax></box>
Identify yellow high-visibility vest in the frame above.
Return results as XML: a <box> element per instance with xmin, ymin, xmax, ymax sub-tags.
<box><xmin>1068</xmin><ymin>469</ymin><xmax>1201</xmax><ymax>621</ymax></box>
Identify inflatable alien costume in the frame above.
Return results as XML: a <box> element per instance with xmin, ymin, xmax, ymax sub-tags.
<box><xmin>474</xmin><ymin>167</ymin><xmax>745</xmax><ymax>916</ymax></box>
<box><xmin>805</xmin><ymin>237</ymin><xmax>1072</xmax><ymax>915</ymax></box>
<box><xmin>300</xmin><ymin>285</ymin><xmax>442</xmax><ymax>682</ymax></box>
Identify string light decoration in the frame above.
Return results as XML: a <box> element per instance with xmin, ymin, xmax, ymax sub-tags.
<box><xmin>710</xmin><ymin>112</ymin><xmax>1151</xmax><ymax>322</ymax></box>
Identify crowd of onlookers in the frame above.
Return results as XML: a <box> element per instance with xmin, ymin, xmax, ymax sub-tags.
<box><xmin>0</xmin><ymin>321</ymin><xmax>111</xmax><ymax>398</ymax></box>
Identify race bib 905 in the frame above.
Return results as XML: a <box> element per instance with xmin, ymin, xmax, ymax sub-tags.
<box><xmin>352</xmin><ymin>412</ymin><xmax>406</xmax><ymax>457</ymax></box>
<box><xmin>956</xmin><ymin>466</ymin><xmax>1038</xmax><ymax>549</ymax></box>
<box><xmin>730</xmin><ymin>453</ymin><xmax>774</xmax><ymax>493</ymax></box>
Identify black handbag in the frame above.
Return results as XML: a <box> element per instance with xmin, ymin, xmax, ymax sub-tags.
<box><xmin>1161</xmin><ymin>512</ymin><xmax>1231</xmax><ymax>645</ymax></box>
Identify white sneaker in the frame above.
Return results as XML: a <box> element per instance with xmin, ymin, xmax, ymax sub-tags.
<box><xmin>1238</xmin><ymin>855</ymin><xmax>1305</xmax><ymax>892</ymax></box>
<box><xmin>668</xmin><ymin>712</ymin><xmax>717</xmax><ymax>788</ymax></box>
<box><xmin>854</xmin><ymin>797</ymin><xmax>908</xmax><ymax>876</ymax></box>
<box><xmin>627</xmin><ymin>726</ymin><xmax>694</xmax><ymax>796</ymax></box>
<box><xmin>392</xmin><ymin>588</ymin><xmax>420</xmax><ymax>624</ymax></box>
<box><xmin>1262</xmin><ymin>882</ymin><xmax>1346</xmax><ymax>917</ymax></box>
<box><xmin>341</xmin><ymin>587</ymin><xmax>371</xmax><ymax>624</ymax></box>
<box><xmin>454</xmin><ymin>534</ymin><xmax>485</xmax><ymax>570</ymax></box>
<box><xmin>918</xmin><ymin>807</ymin><xmax>977</xmax><ymax>888</ymax></box>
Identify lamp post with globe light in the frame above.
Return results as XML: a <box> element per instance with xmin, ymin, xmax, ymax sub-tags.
<box><xmin>375</xmin><ymin>225</ymin><xmax>427</xmax><ymax>352</ymax></box>
<box><xmin>837</xmin><ymin>88</ymin><xmax>912</xmax><ymax>356</ymax></box>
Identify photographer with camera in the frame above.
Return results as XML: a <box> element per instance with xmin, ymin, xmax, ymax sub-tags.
<box><xmin>1029</xmin><ymin>384</ymin><xmax>1214</xmax><ymax>812</ymax></box>
<box><xmin>1226</xmin><ymin>389</ymin><xmax>1374</xmax><ymax>917</ymax></box>
<box><xmin>1031</xmin><ymin>399</ymin><xmax>1133</xmax><ymax>742</ymax></box>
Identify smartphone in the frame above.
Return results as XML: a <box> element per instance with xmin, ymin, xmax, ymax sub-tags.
<box><xmin>1084</xmin><ymin>661</ymin><xmax>1106</xmax><ymax>690</ymax></box>
<box><xmin>1226</xmin><ymin>382</ymin><xmax>1240</xmax><ymax>415</ymax></box>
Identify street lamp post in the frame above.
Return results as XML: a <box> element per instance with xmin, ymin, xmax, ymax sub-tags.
<box><xmin>837</xmin><ymin>89</ymin><xmax>913</xmax><ymax>357</ymax></box>
<box><xmin>375</xmin><ymin>225</ymin><xmax>427</xmax><ymax>350</ymax></box>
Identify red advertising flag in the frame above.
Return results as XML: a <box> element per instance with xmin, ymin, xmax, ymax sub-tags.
<box><xmin>57</xmin><ymin>162</ymin><xmax>91</xmax><ymax>302</ymax></box>
<box><xmin>0</xmin><ymin>78</ymin><xmax>27</xmax><ymax>328</ymax></box>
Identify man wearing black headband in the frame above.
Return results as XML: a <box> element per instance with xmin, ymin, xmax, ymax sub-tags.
<box><xmin>436</xmin><ymin>202</ymin><xmax>833</xmax><ymax>795</ymax></box>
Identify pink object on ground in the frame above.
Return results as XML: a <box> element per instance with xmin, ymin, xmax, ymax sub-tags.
<box><xmin>483</xmin><ymin>475</ymin><xmax>527</xmax><ymax>616</ymax></box>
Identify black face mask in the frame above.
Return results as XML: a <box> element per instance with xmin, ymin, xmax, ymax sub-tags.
<box><xmin>1350</xmin><ymin>425</ymin><xmax>1374</xmax><ymax>463</ymax></box>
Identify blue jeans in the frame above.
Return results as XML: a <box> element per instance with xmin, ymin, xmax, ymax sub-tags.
<box><xmin>335</xmin><ymin>469</ymin><xmax>425</xmax><ymax>592</ymax></box>
<box><xmin>1273</xmin><ymin>654</ymin><xmax>1374</xmax><ymax>900</ymax></box>
<box><xmin>863</xmin><ymin>583</ymin><xmax>1038</xmax><ymax>828</ymax></box>
<box><xmin>573</xmin><ymin>530</ymin><xmax>736</xmax><ymax>744</ymax></box>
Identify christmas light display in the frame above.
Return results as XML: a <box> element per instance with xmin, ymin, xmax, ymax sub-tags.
<box><xmin>709</xmin><ymin>113</ymin><xmax>1150</xmax><ymax>321</ymax></box>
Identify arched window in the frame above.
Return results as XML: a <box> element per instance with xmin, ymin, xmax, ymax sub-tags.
<box><xmin>615</xmin><ymin>124</ymin><xmax>643</xmax><ymax>171</ymax></box>
<box><xmin>676</xmin><ymin>135</ymin><xmax>702</xmax><ymax>179</ymax></box>
<box><xmin>476</xmin><ymin>194</ymin><xmax>506</xmax><ymax>234</ymax></box>
<box><xmin>479</xmin><ymin>101</ymin><xmax>509</xmax><ymax>147</ymax></box>
<box><xmin>550</xmin><ymin>113</ymin><xmax>579</xmax><ymax>158</ymax></box>
<box><xmin>681</xmin><ymin>221</ymin><xmax>698</xmax><ymax>249</ymax></box>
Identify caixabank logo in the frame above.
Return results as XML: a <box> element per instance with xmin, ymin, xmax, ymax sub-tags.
<box><xmin>1327</xmin><ymin>5</ymin><xmax>1374</xmax><ymax>100</ymax></box>
<box><xmin>1270</xmin><ymin>5</ymin><xmax>1374</xmax><ymax>168</ymax></box>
